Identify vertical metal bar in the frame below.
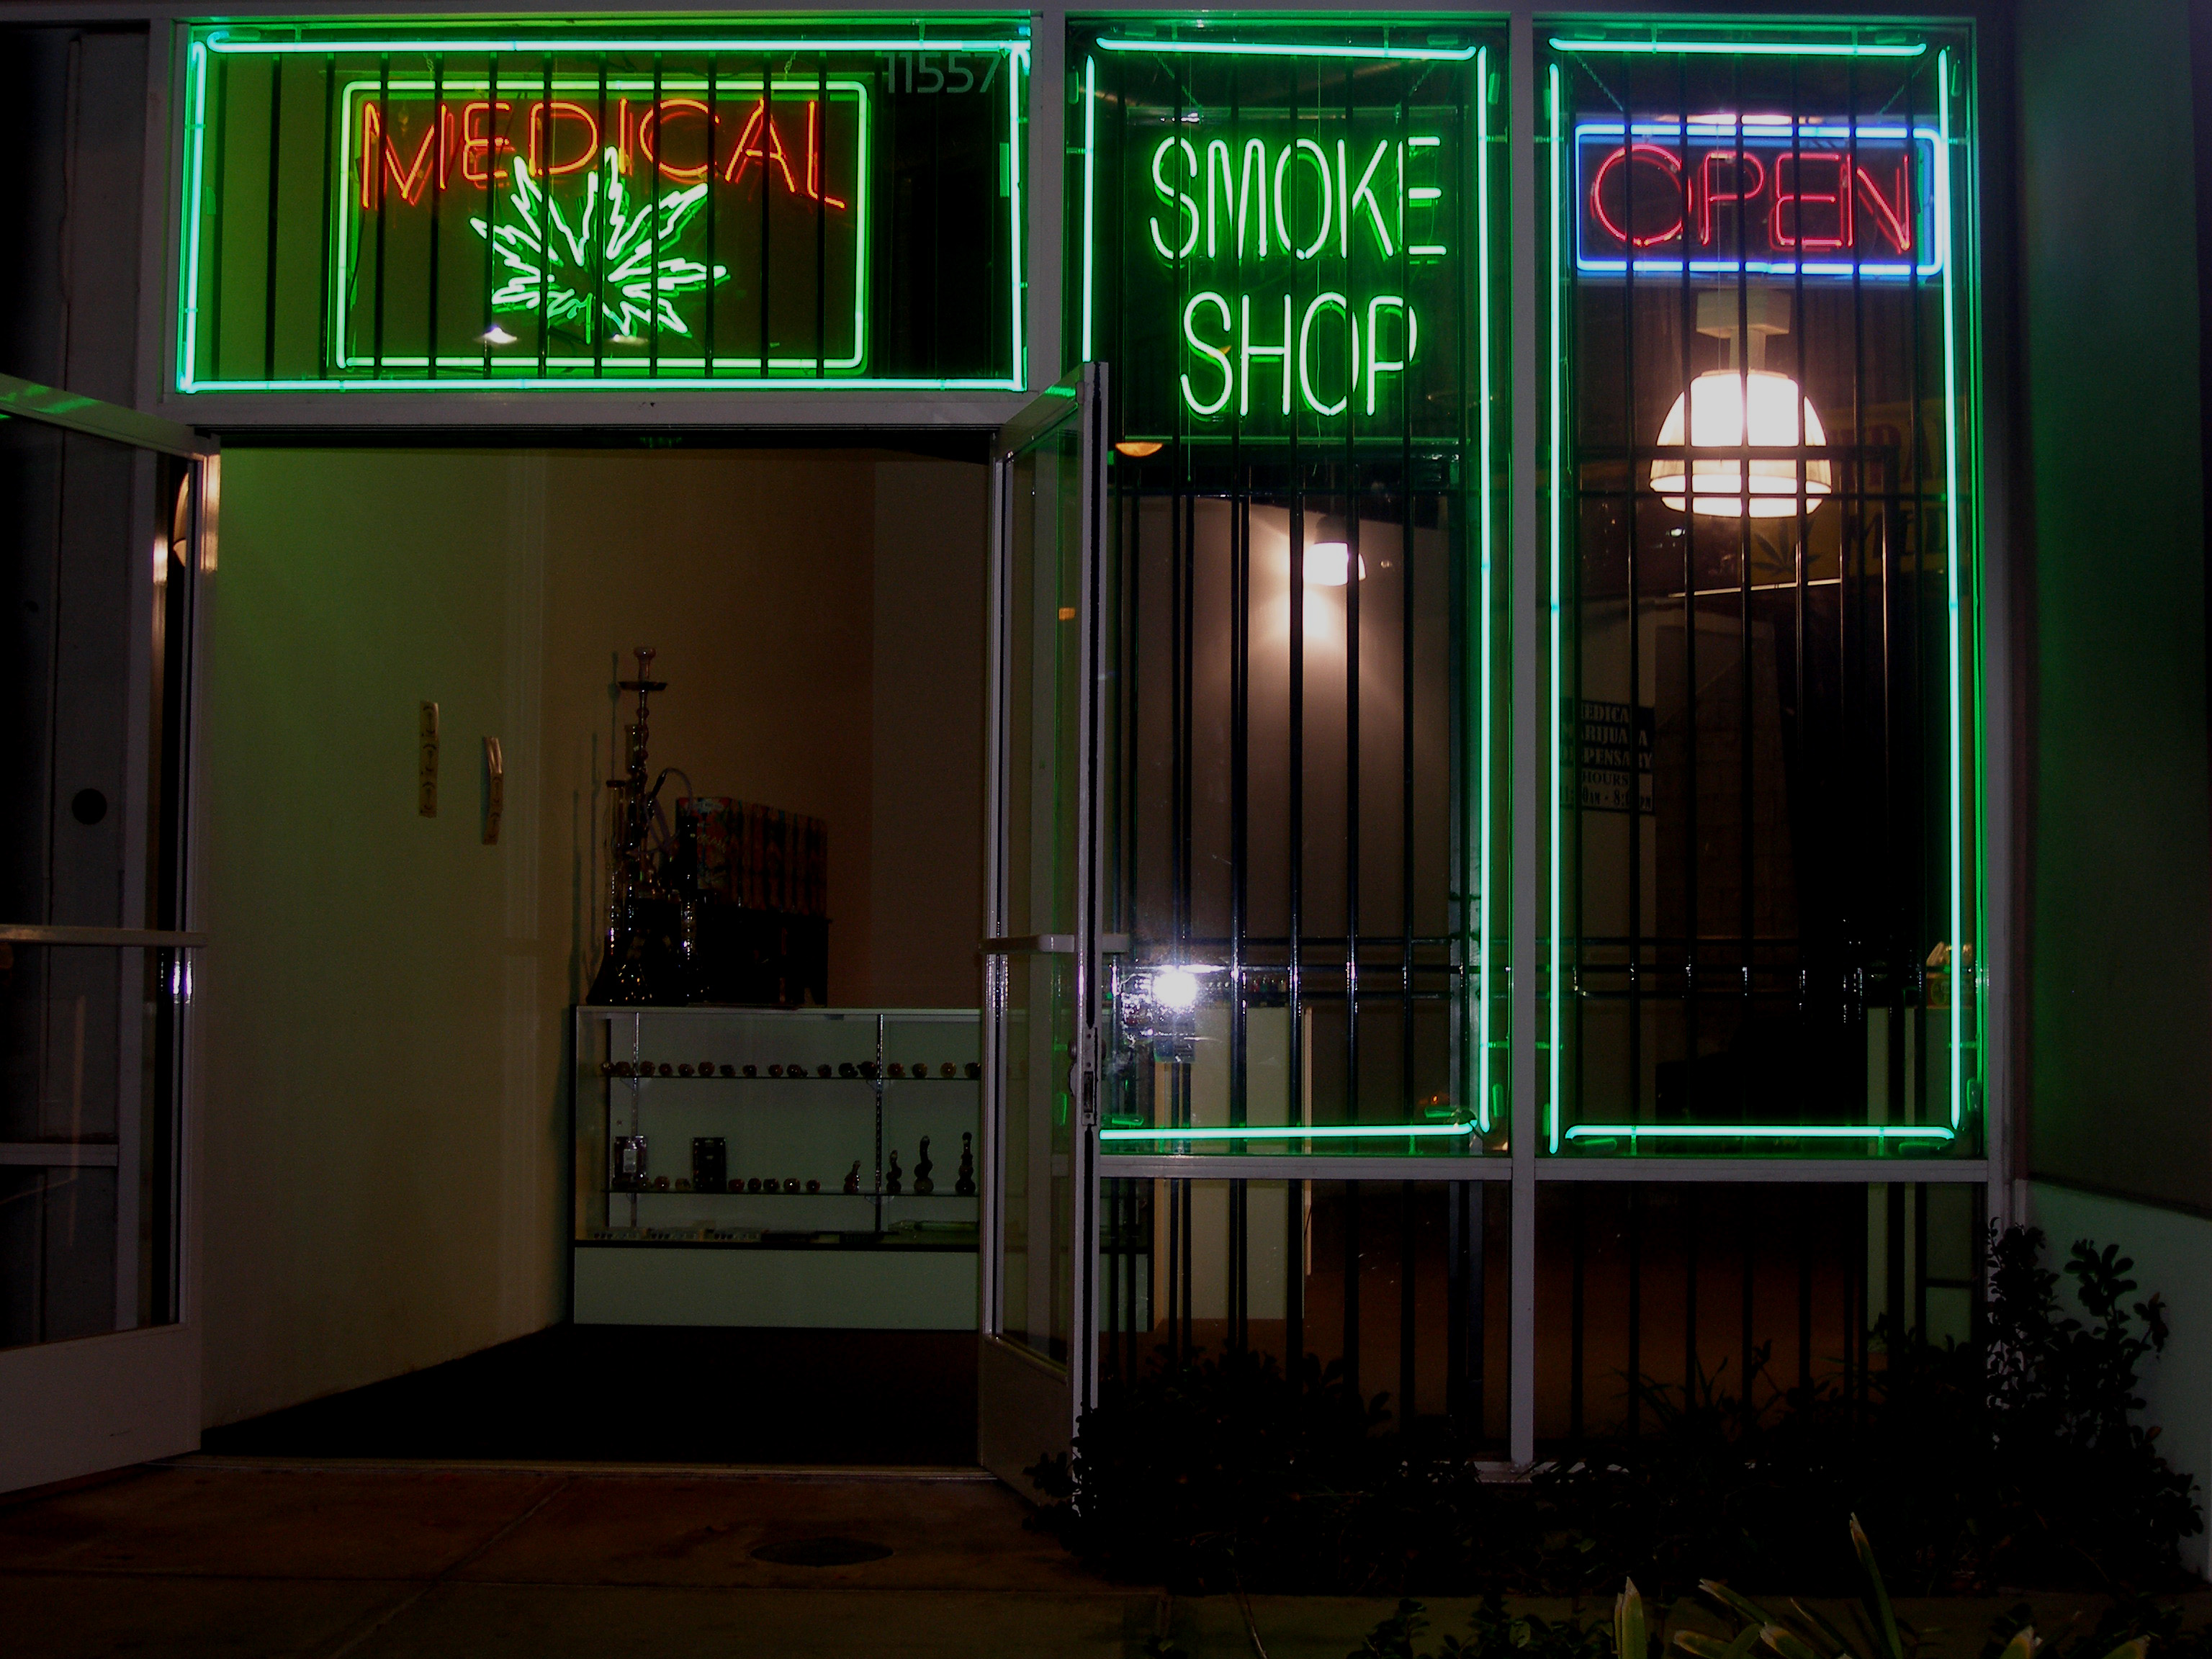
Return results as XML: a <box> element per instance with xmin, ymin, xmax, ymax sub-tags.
<box><xmin>261</xmin><ymin>56</ymin><xmax>282</xmax><ymax>380</ymax></box>
<box><xmin>1568</xmin><ymin>1182</ymin><xmax>1585</xmax><ymax>1437</ymax></box>
<box><xmin>815</xmin><ymin>53</ymin><xmax>827</xmax><ymax>378</ymax></box>
<box><xmin>209</xmin><ymin>53</ymin><xmax>228</xmax><ymax>377</ymax></box>
<box><xmin>1683</xmin><ymin>1188</ymin><xmax>1699</xmax><ymax>1401</ymax></box>
<box><xmin>372</xmin><ymin>55</ymin><xmax>390</xmax><ymax>375</ymax></box>
<box><xmin>316</xmin><ymin>56</ymin><xmax>335</xmax><ymax>379</ymax></box>
<box><xmin>1508</xmin><ymin>2</ymin><xmax>1540</xmax><ymax>1468</ymax></box>
<box><xmin>755</xmin><ymin>53</ymin><xmax>768</xmax><ymax>376</ymax></box>
<box><xmin>426</xmin><ymin>56</ymin><xmax>443</xmax><ymax>379</ymax></box>
<box><xmin>480</xmin><ymin>53</ymin><xmax>498</xmax><ymax>377</ymax></box>
<box><xmin>538</xmin><ymin>53</ymin><xmax>553</xmax><ymax>379</ymax></box>
<box><xmin>1627</xmin><ymin>1181</ymin><xmax>1643</xmax><ymax>1434</ymax></box>
<box><xmin>705</xmin><ymin>55</ymin><xmax>719</xmax><ymax>377</ymax></box>
<box><xmin>1622</xmin><ymin>52</ymin><xmax>1644</xmax><ymax>1133</ymax></box>
<box><xmin>1800</xmin><ymin>1191</ymin><xmax>1815</xmax><ymax>1393</ymax></box>
<box><xmin>1740</xmin><ymin>1187</ymin><xmax>1755</xmax><ymax>1397</ymax></box>
<box><xmin>594</xmin><ymin>59</ymin><xmax>606</xmax><ymax>378</ymax></box>
<box><xmin>651</xmin><ymin>55</ymin><xmax>665</xmax><ymax>377</ymax></box>
<box><xmin>1677</xmin><ymin>66</ymin><xmax>1699</xmax><ymax>1130</ymax></box>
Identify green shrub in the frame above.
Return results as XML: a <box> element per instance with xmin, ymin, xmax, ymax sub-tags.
<box><xmin>1030</xmin><ymin>1226</ymin><xmax>2200</xmax><ymax>1595</ymax></box>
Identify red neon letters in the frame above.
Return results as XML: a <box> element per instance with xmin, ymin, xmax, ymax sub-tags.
<box><xmin>359</xmin><ymin>96</ymin><xmax>848</xmax><ymax>211</ymax></box>
<box><xmin>1581</xmin><ymin>132</ymin><xmax>1917</xmax><ymax>260</ymax></box>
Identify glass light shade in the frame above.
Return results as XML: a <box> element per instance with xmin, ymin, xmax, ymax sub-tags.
<box><xmin>1648</xmin><ymin>369</ymin><xmax>1832</xmax><ymax>518</ymax></box>
<box><xmin>1305</xmin><ymin>542</ymin><xmax>1367</xmax><ymax>586</ymax></box>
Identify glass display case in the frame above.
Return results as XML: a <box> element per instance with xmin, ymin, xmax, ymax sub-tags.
<box><xmin>572</xmin><ymin>1007</ymin><xmax>980</xmax><ymax>1328</ymax></box>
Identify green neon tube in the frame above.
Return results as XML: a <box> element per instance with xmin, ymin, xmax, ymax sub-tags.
<box><xmin>174</xmin><ymin>374</ymin><xmax>1026</xmax><ymax>394</ymax></box>
<box><xmin>1476</xmin><ymin>45</ymin><xmax>1493</xmax><ymax>1134</ymax></box>
<box><xmin>1102</xmin><ymin>1122</ymin><xmax>1478</xmax><ymax>1143</ymax></box>
<box><xmin>1549</xmin><ymin>37</ymin><xmax>1926</xmax><ymax>59</ymax></box>
<box><xmin>1082</xmin><ymin>56</ymin><xmax>1096</xmax><ymax>364</ymax></box>
<box><xmin>1563</xmin><ymin>1123</ymin><xmax>1957</xmax><ymax>1143</ymax></box>
<box><xmin>205</xmin><ymin>33</ymin><xmax>1029</xmax><ymax>55</ymax></box>
<box><xmin>1008</xmin><ymin>42</ymin><xmax>1025</xmax><ymax>383</ymax></box>
<box><xmin>1939</xmin><ymin>49</ymin><xmax>1965</xmax><ymax>1133</ymax></box>
<box><xmin>179</xmin><ymin>39</ymin><xmax>210</xmax><ymax>392</ymax></box>
<box><xmin>1546</xmin><ymin>63</ymin><xmax>1564</xmax><ymax>1154</ymax></box>
<box><xmin>1096</xmin><ymin>37</ymin><xmax>1478</xmax><ymax>63</ymax></box>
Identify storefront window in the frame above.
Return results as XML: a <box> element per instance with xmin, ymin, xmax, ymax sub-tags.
<box><xmin>176</xmin><ymin>18</ymin><xmax>1028</xmax><ymax>390</ymax></box>
<box><xmin>1072</xmin><ymin>17</ymin><xmax>1508</xmax><ymax>1156</ymax></box>
<box><xmin>1542</xmin><ymin>24</ymin><xmax>1982</xmax><ymax>1157</ymax></box>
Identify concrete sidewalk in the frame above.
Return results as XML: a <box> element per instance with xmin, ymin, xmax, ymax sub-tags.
<box><xmin>0</xmin><ymin>1459</ymin><xmax>2186</xmax><ymax>1658</ymax></box>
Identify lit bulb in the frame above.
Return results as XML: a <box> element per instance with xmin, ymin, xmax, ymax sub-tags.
<box><xmin>1649</xmin><ymin>369</ymin><xmax>1830</xmax><ymax>518</ymax></box>
<box><xmin>1152</xmin><ymin>968</ymin><xmax>1201</xmax><ymax>1012</ymax></box>
<box><xmin>1304</xmin><ymin>542</ymin><xmax>1367</xmax><ymax>587</ymax></box>
<box><xmin>481</xmin><ymin>323</ymin><xmax>518</xmax><ymax>346</ymax></box>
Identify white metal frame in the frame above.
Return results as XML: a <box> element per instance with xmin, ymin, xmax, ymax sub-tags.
<box><xmin>0</xmin><ymin>373</ymin><xmax>215</xmax><ymax>1493</ymax></box>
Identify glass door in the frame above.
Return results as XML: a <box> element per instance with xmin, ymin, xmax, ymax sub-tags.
<box><xmin>979</xmin><ymin>366</ymin><xmax>1105</xmax><ymax>1491</ymax></box>
<box><xmin>0</xmin><ymin>376</ymin><xmax>210</xmax><ymax>1492</ymax></box>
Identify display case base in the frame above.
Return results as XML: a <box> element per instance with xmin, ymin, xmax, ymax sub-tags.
<box><xmin>572</xmin><ymin>1243</ymin><xmax>978</xmax><ymax>1330</ymax></box>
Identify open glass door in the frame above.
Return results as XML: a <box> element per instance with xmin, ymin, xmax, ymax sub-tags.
<box><xmin>0</xmin><ymin>376</ymin><xmax>210</xmax><ymax>1492</ymax></box>
<box><xmin>979</xmin><ymin>366</ymin><xmax>1105</xmax><ymax>1491</ymax></box>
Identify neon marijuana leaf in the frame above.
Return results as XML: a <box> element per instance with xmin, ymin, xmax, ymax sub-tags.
<box><xmin>468</xmin><ymin>148</ymin><xmax>729</xmax><ymax>342</ymax></box>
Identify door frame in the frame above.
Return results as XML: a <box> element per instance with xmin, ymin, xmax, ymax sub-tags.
<box><xmin>0</xmin><ymin>372</ymin><xmax>212</xmax><ymax>1493</ymax></box>
<box><xmin>978</xmin><ymin>364</ymin><xmax>1106</xmax><ymax>1492</ymax></box>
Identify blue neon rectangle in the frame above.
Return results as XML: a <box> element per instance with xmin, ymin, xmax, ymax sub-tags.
<box><xmin>1573</xmin><ymin>117</ymin><xmax>1946</xmax><ymax>282</ymax></box>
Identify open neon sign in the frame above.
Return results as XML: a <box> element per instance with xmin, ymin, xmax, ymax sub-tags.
<box><xmin>1575</xmin><ymin>118</ymin><xmax>1944</xmax><ymax>279</ymax></box>
<box><xmin>1145</xmin><ymin>125</ymin><xmax>1448</xmax><ymax>422</ymax></box>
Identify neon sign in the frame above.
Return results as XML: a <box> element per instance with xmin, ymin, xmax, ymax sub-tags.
<box><xmin>336</xmin><ymin>75</ymin><xmax>866</xmax><ymax>373</ymax></box>
<box><xmin>174</xmin><ymin>27</ymin><xmax>1030</xmax><ymax>393</ymax></box>
<box><xmin>1574</xmin><ymin>118</ymin><xmax>1944</xmax><ymax>279</ymax></box>
<box><xmin>1145</xmin><ymin>126</ymin><xmax>1448</xmax><ymax>423</ymax></box>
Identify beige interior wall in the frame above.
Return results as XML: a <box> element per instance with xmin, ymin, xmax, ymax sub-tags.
<box><xmin>197</xmin><ymin>445</ymin><xmax>985</xmax><ymax>1427</ymax></box>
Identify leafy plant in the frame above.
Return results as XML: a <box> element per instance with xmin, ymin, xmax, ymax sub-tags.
<box><xmin>1033</xmin><ymin>1227</ymin><xmax>2200</xmax><ymax>1596</ymax></box>
<box><xmin>1344</xmin><ymin>1582</ymin><xmax>1657</xmax><ymax>1659</ymax></box>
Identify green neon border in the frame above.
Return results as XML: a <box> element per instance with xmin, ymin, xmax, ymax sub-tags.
<box><xmin>1542</xmin><ymin>36</ymin><xmax>1979</xmax><ymax>1156</ymax></box>
<box><xmin>176</xmin><ymin>29</ymin><xmax>1028</xmax><ymax>393</ymax></box>
<box><xmin>1102</xmin><ymin>1122</ymin><xmax>1477</xmax><ymax>1143</ymax></box>
<box><xmin>1079</xmin><ymin>32</ymin><xmax>1501</xmax><ymax>1153</ymax></box>
<box><xmin>329</xmin><ymin>72</ymin><xmax>871</xmax><ymax>376</ymax></box>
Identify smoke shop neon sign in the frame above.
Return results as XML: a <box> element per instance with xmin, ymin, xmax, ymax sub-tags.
<box><xmin>1575</xmin><ymin>117</ymin><xmax>1946</xmax><ymax>278</ymax></box>
<box><xmin>1146</xmin><ymin>125</ymin><xmax>1447</xmax><ymax>421</ymax></box>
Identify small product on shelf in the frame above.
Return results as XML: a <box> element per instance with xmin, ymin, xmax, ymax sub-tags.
<box><xmin>743</xmin><ymin>1064</ymin><xmax>757</xmax><ymax>1076</ymax></box>
<box><xmin>885</xmin><ymin>1151</ymin><xmax>903</xmax><ymax>1195</ymax></box>
<box><xmin>653</xmin><ymin>1176</ymin><xmax>670</xmax><ymax>1190</ymax></box>
<box><xmin>658</xmin><ymin>1063</ymin><xmax>675</xmax><ymax>1077</ymax></box>
<box><xmin>843</xmin><ymin>1161</ymin><xmax>861</xmax><ymax>1194</ymax></box>
<box><xmin>676</xmin><ymin>1178</ymin><xmax>692</xmax><ymax>1191</ymax></box>
<box><xmin>783</xmin><ymin>1178</ymin><xmax>801</xmax><ymax>1195</ymax></box>
<box><xmin>747</xmin><ymin>1177</ymin><xmax>763</xmax><ymax>1194</ymax></box>
<box><xmin>966</xmin><ymin>1062</ymin><xmax>982</xmax><ymax>1079</ymax></box>
<box><xmin>956</xmin><ymin>1133</ymin><xmax>976</xmax><ymax>1196</ymax></box>
<box><xmin>692</xmin><ymin>1137</ymin><xmax>727</xmax><ymax>1192</ymax></box>
<box><xmin>888</xmin><ymin>1063</ymin><xmax>904</xmax><ymax>1078</ymax></box>
<box><xmin>909</xmin><ymin>1061</ymin><xmax>926</xmax><ymax>1079</ymax></box>
<box><xmin>838</xmin><ymin>1062</ymin><xmax>858</xmax><ymax>1079</ymax></box>
<box><xmin>913</xmin><ymin>1138</ymin><xmax>935</xmax><ymax>1195</ymax></box>
<box><xmin>787</xmin><ymin>1059</ymin><xmax>804</xmax><ymax>1076</ymax></box>
<box><xmin>815</xmin><ymin>1064</ymin><xmax>832</xmax><ymax>1079</ymax></box>
<box><xmin>614</xmin><ymin>1133</ymin><xmax>649</xmax><ymax>1190</ymax></box>
<box><xmin>678</xmin><ymin>1064</ymin><xmax>694</xmax><ymax>1077</ymax></box>
<box><xmin>726</xmin><ymin>1177</ymin><xmax>743</xmax><ymax>1193</ymax></box>
<box><xmin>806</xmin><ymin>1179</ymin><xmax>821</xmax><ymax>1194</ymax></box>
<box><xmin>940</xmin><ymin>1063</ymin><xmax>956</xmax><ymax>1079</ymax></box>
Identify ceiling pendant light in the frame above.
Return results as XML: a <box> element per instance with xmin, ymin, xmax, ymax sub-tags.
<box><xmin>1649</xmin><ymin>291</ymin><xmax>1831</xmax><ymax>518</ymax></box>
